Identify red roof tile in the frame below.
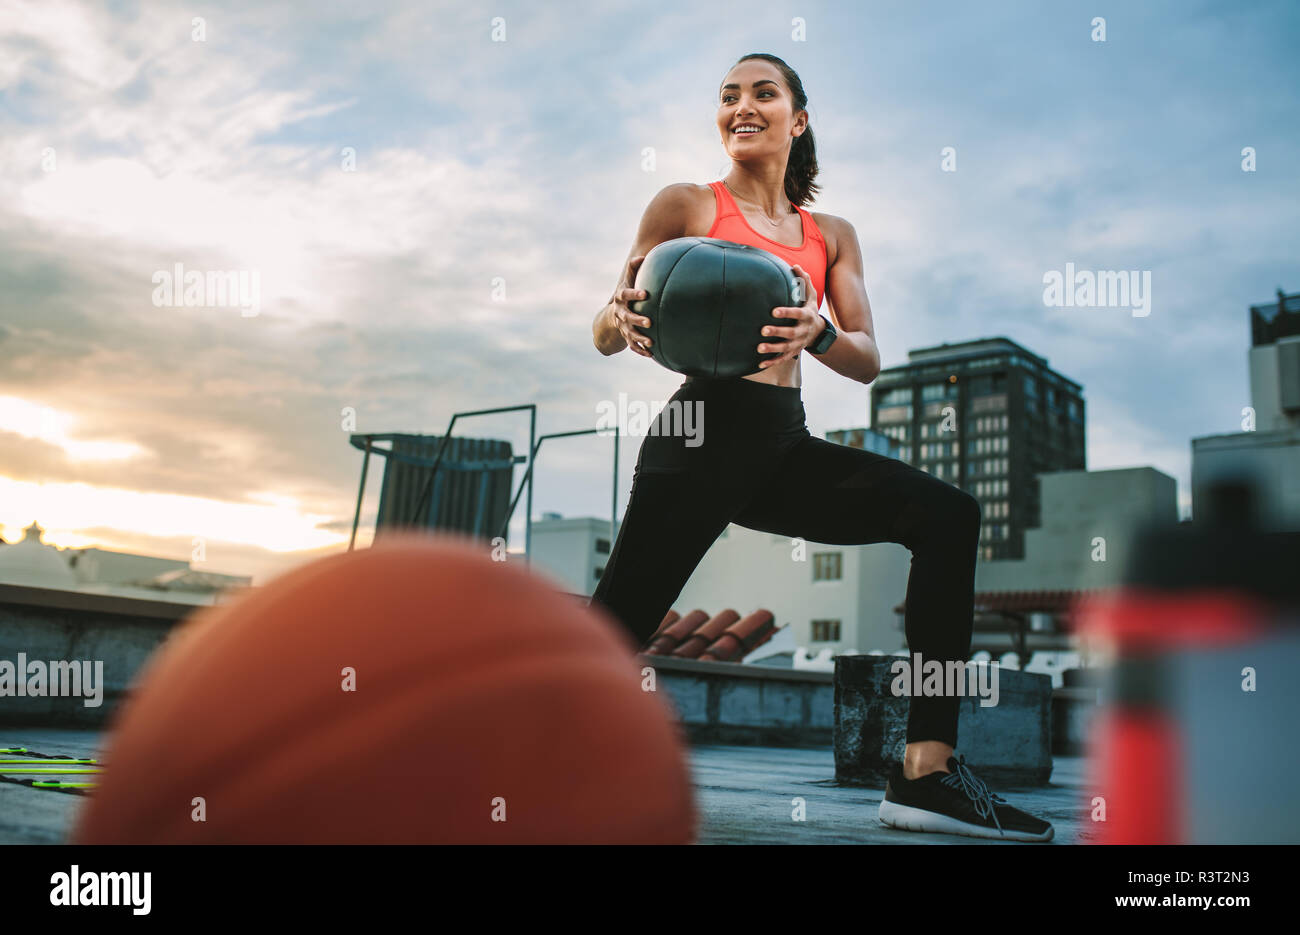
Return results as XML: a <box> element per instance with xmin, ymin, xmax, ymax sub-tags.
<box><xmin>644</xmin><ymin>609</ymin><xmax>709</xmax><ymax>655</ymax></box>
<box><xmin>654</xmin><ymin>610</ymin><xmax>681</xmax><ymax>634</ymax></box>
<box><xmin>642</xmin><ymin>607</ymin><xmax>779</xmax><ymax>661</ymax></box>
<box><xmin>671</xmin><ymin>609</ymin><xmax>740</xmax><ymax>658</ymax></box>
<box><xmin>700</xmin><ymin>610</ymin><xmax>776</xmax><ymax>661</ymax></box>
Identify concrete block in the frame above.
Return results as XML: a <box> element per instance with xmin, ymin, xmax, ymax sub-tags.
<box><xmin>833</xmin><ymin>654</ymin><xmax>1053</xmax><ymax>786</ymax></box>
<box><xmin>646</xmin><ymin>656</ymin><xmax>833</xmax><ymax>747</ymax></box>
<box><xmin>719</xmin><ymin>680</ymin><xmax>803</xmax><ymax>728</ymax></box>
<box><xmin>658</xmin><ymin>673</ymin><xmax>709</xmax><ymax>725</ymax></box>
<box><xmin>0</xmin><ymin>595</ymin><xmax>179</xmax><ymax>727</ymax></box>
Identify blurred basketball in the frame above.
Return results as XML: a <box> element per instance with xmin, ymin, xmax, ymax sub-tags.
<box><xmin>73</xmin><ymin>532</ymin><xmax>696</xmax><ymax>844</ymax></box>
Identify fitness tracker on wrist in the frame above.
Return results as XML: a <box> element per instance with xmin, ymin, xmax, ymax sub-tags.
<box><xmin>809</xmin><ymin>314</ymin><xmax>838</xmax><ymax>355</ymax></box>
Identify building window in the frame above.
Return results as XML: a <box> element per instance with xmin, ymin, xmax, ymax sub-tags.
<box><xmin>594</xmin><ymin>566</ymin><xmax>604</xmax><ymax>579</ymax></box>
<box><xmin>811</xmin><ymin>619</ymin><xmax>842</xmax><ymax>642</ymax></box>
<box><xmin>813</xmin><ymin>552</ymin><xmax>843</xmax><ymax>581</ymax></box>
<box><xmin>595</xmin><ymin>538</ymin><xmax>610</xmax><ymax>554</ymax></box>
<box><xmin>983</xmin><ymin>458</ymin><xmax>1007</xmax><ymax>477</ymax></box>
<box><xmin>921</xmin><ymin>381</ymin><xmax>958</xmax><ymax>402</ymax></box>
<box><xmin>878</xmin><ymin>387</ymin><xmax>912</xmax><ymax>407</ymax></box>
<box><xmin>972</xmin><ymin>394</ymin><xmax>1007</xmax><ymax>412</ymax></box>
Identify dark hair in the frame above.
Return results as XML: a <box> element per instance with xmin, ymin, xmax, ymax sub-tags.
<box><xmin>728</xmin><ymin>53</ymin><xmax>821</xmax><ymax>207</ymax></box>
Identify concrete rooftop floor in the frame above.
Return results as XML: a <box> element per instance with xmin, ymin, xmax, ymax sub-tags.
<box><xmin>1</xmin><ymin>727</ymin><xmax>1095</xmax><ymax>845</ymax></box>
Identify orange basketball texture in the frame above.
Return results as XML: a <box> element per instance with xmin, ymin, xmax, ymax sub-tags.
<box><xmin>72</xmin><ymin>533</ymin><xmax>696</xmax><ymax>844</ymax></box>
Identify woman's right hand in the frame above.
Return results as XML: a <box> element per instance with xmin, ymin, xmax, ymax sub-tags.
<box><xmin>613</xmin><ymin>255</ymin><xmax>654</xmax><ymax>358</ymax></box>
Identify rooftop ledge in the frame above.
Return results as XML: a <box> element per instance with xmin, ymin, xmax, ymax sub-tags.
<box><xmin>0</xmin><ymin>582</ymin><xmax>203</xmax><ymax>622</ymax></box>
<box><xmin>636</xmin><ymin>653</ymin><xmax>832</xmax><ymax>683</ymax></box>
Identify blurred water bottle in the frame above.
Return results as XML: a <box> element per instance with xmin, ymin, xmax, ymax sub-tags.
<box><xmin>1077</xmin><ymin>474</ymin><xmax>1300</xmax><ymax>844</ymax></box>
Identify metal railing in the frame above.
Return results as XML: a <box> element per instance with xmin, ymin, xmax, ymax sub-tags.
<box><xmin>348</xmin><ymin>406</ymin><xmax>621</xmax><ymax>566</ymax></box>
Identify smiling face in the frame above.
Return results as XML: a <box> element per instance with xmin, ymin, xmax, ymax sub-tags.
<box><xmin>716</xmin><ymin>60</ymin><xmax>807</xmax><ymax>161</ymax></box>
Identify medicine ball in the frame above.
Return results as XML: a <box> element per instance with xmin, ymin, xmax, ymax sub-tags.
<box><xmin>630</xmin><ymin>237</ymin><xmax>806</xmax><ymax>378</ymax></box>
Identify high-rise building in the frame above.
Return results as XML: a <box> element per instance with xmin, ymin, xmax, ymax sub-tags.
<box><xmin>870</xmin><ymin>337</ymin><xmax>1086</xmax><ymax>560</ymax></box>
<box><xmin>1192</xmin><ymin>289</ymin><xmax>1300</xmax><ymax>529</ymax></box>
<box><xmin>1247</xmin><ymin>288</ymin><xmax>1300</xmax><ymax>433</ymax></box>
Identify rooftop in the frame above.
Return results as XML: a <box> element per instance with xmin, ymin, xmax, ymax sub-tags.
<box><xmin>1</xmin><ymin>727</ymin><xmax>1094</xmax><ymax>844</ymax></box>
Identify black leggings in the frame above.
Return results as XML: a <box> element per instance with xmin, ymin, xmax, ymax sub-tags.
<box><xmin>589</xmin><ymin>375</ymin><xmax>980</xmax><ymax>748</ymax></box>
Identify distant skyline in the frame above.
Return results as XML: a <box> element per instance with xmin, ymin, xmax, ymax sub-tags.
<box><xmin>2</xmin><ymin>0</ymin><xmax>1298</xmax><ymax>584</ymax></box>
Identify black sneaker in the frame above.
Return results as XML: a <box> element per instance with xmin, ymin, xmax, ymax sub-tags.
<box><xmin>878</xmin><ymin>755</ymin><xmax>1054</xmax><ymax>842</ymax></box>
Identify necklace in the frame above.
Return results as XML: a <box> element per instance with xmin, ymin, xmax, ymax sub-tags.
<box><xmin>723</xmin><ymin>179</ymin><xmax>790</xmax><ymax>228</ymax></box>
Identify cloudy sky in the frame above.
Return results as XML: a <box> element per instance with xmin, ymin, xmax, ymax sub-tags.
<box><xmin>1</xmin><ymin>0</ymin><xmax>1296</xmax><ymax>585</ymax></box>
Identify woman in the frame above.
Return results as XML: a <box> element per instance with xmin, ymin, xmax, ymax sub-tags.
<box><xmin>590</xmin><ymin>53</ymin><xmax>1052</xmax><ymax>842</ymax></box>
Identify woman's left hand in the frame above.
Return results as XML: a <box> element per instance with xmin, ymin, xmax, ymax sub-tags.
<box><xmin>757</xmin><ymin>264</ymin><xmax>822</xmax><ymax>368</ymax></box>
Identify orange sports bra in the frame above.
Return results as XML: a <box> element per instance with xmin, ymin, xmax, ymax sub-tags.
<box><xmin>705</xmin><ymin>179</ymin><xmax>828</xmax><ymax>309</ymax></box>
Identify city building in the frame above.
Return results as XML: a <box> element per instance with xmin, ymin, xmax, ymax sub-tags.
<box><xmin>0</xmin><ymin>521</ymin><xmax>249</xmax><ymax>603</ymax></box>
<box><xmin>870</xmin><ymin>337</ymin><xmax>1086</xmax><ymax>560</ymax></box>
<box><xmin>1192</xmin><ymin>288</ymin><xmax>1300</xmax><ymax>530</ymax></box>
<box><xmin>528</xmin><ymin>512</ymin><xmax>614</xmax><ymax>596</ymax></box>
<box><xmin>976</xmin><ymin>466</ymin><xmax>1178</xmax><ymax>592</ymax></box>
<box><xmin>671</xmin><ymin>520</ymin><xmax>912</xmax><ymax>658</ymax></box>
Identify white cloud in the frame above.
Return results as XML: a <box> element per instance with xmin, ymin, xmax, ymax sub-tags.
<box><xmin>0</xmin><ymin>0</ymin><xmax>1293</xmax><ymax>581</ymax></box>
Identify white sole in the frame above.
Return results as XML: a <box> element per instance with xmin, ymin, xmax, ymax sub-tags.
<box><xmin>878</xmin><ymin>799</ymin><xmax>1054</xmax><ymax>842</ymax></box>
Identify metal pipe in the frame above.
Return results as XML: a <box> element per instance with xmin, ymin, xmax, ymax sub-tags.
<box><xmin>612</xmin><ymin>427</ymin><xmax>620</xmax><ymax>548</ymax></box>
<box><xmin>348</xmin><ymin>436</ymin><xmax>373</xmax><ymax>552</ymax></box>
<box><xmin>526</xmin><ymin>408</ymin><xmax>535</xmax><ymax>566</ymax></box>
